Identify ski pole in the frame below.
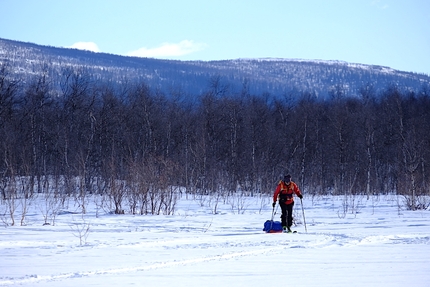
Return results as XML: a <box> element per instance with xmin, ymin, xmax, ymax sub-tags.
<box><xmin>270</xmin><ymin>202</ymin><xmax>279</xmax><ymax>231</ymax></box>
<box><xmin>300</xmin><ymin>198</ymin><xmax>307</xmax><ymax>233</ymax></box>
<box><xmin>271</xmin><ymin>203</ymin><xmax>277</xmax><ymax>221</ymax></box>
<box><xmin>270</xmin><ymin>204</ymin><xmax>276</xmax><ymax>230</ymax></box>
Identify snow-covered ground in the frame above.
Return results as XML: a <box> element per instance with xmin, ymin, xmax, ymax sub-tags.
<box><xmin>1</xmin><ymin>194</ymin><xmax>429</xmax><ymax>287</ymax></box>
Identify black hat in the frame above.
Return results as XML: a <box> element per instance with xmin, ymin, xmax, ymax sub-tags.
<box><xmin>284</xmin><ymin>174</ymin><xmax>291</xmax><ymax>182</ymax></box>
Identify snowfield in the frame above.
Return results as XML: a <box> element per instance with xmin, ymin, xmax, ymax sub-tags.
<box><xmin>1</xmin><ymin>194</ymin><xmax>429</xmax><ymax>287</ymax></box>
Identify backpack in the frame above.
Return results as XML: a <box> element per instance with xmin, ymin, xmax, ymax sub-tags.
<box><xmin>263</xmin><ymin>220</ymin><xmax>283</xmax><ymax>233</ymax></box>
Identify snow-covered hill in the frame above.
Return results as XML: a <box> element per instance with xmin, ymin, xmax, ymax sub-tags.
<box><xmin>1</xmin><ymin>37</ymin><xmax>429</xmax><ymax>99</ymax></box>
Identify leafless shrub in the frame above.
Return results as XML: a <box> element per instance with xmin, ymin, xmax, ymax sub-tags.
<box><xmin>229</xmin><ymin>191</ymin><xmax>250</xmax><ymax>214</ymax></box>
<box><xmin>39</xmin><ymin>192</ymin><xmax>62</xmax><ymax>226</ymax></box>
<box><xmin>69</xmin><ymin>215</ymin><xmax>91</xmax><ymax>246</ymax></box>
<box><xmin>1</xmin><ymin>175</ymin><xmax>18</xmax><ymax>226</ymax></box>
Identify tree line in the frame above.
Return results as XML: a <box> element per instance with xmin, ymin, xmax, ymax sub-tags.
<box><xmin>1</xmin><ymin>64</ymin><xmax>429</xmax><ymax>217</ymax></box>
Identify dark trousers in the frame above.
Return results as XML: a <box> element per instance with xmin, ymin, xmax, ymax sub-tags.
<box><xmin>279</xmin><ymin>201</ymin><xmax>294</xmax><ymax>227</ymax></box>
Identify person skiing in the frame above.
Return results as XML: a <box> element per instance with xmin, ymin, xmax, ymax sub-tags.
<box><xmin>272</xmin><ymin>174</ymin><xmax>303</xmax><ymax>233</ymax></box>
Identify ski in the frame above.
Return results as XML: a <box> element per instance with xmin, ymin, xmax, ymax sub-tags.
<box><xmin>283</xmin><ymin>230</ymin><xmax>298</xmax><ymax>234</ymax></box>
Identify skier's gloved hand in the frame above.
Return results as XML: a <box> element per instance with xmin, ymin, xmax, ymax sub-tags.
<box><xmin>298</xmin><ymin>194</ymin><xmax>303</xmax><ymax>199</ymax></box>
<box><xmin>272</xmin><ymin>202</ymin><xmax>276</xmax><ymax>208</ymax></box>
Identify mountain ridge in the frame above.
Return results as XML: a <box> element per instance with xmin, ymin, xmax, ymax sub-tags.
<box><xmin>1</xmin><ymin>37</ymin><xmax>429</xmax><ymax>99</ymax></box>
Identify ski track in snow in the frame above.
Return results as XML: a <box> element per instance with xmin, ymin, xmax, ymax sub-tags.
<box><xmin>1</xmin><ymin>196</ymin><xmax>429</xmax><ymax>286</ymax></box>
<box><xmin>0</xmin><ymin>246</ymin><xmax>284</xmax><ymax>285</ymax></box>
<box><xmin>2</xmin><ymin>230</ymin><xmax>429</xmax><ymax>286</ymax></box>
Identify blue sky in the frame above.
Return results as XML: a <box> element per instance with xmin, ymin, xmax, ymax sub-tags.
<box><xmin>1</xmin><ymin>0</ymin><xmax>429</xmax><ymax>74</ymax></box>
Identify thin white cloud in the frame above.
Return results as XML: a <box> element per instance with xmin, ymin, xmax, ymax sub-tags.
<box><xmin>68</xmin><ymin>42</ymin><xmax>100</xmax><ymax>52</ymax></box>
<box><xmin>371</xmin><ymin>0</ymin><xmax>389</xmax><ymax>10</ymax></box>
<box><xmin>127</xmin><ymin>40</ymin><xmax>208</xmax><ymax>58</ymax></box>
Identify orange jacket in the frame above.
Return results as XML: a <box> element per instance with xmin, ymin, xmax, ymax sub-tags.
<box><xmin>273</xmin><ymin>180</ymin><xmax>302</xmax><ymax>205</ymax></box>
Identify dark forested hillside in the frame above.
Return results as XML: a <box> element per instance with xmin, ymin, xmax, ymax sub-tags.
<box><xmin>1</xmin><ymin>38</ymin><xmax>429</xmax><ymax>214</ymax></box>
